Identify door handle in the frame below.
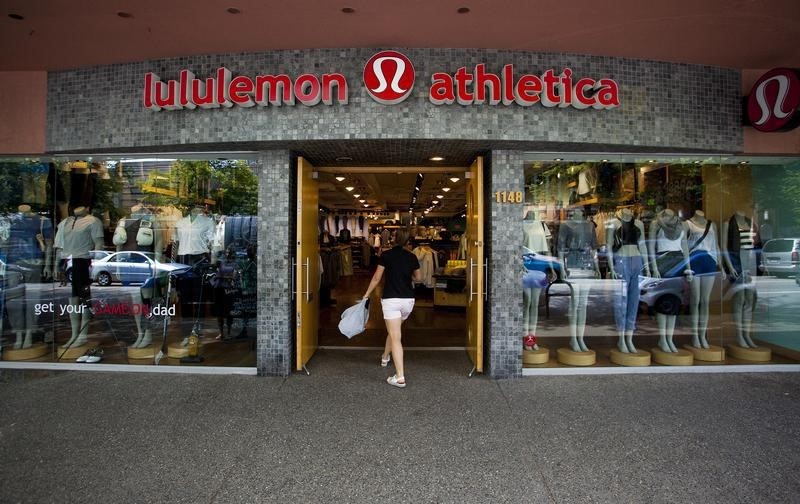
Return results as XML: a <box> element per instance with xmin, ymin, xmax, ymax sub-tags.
<box><xmin>301</xmin><ymin>257</ymin><xmax>310</xmax><ymax>302</ymax></box>
<box><xmin>469</xmin><ymin>258</ymin><xmax>479</xmax><ymax>301</ymax></box>
<box><xmin>291</xmin><ymin>258</ymin><xmax>296</xmax><ymax>300</ymax></box>
<box><xmin>484</xmin><ymin>259</ymin><xmax>488</xmax><ymax>300</ymax></box>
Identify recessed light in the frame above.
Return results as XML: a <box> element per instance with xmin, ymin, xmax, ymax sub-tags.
<box><xmin>601</xmin><ymin>159</ymin><xmax>609</xmax><ymax>162</ymax></box>
<box><xmin>226</xmin><ymin>7</ymin><xmax>241</xmax><ymax>14</ymax></box>
<box><xmin>359</xmin><ymin>199</ymin><xmax>365</xmax><ymax>203</ymax></box>
<box><xmin>335</xmin><ymin>176</ymin><xmax>346</xmax><ymax>182</ymax></box>
<box><xmin>335</xmin><ymin>156</ymin><xmax>353</xmax><ymax>162</ymax></box>
<box><xmin>345</xmin><ymin>186</ymin><xmax>354</xmax><ymax>191</ymax></box>
<box><xmin>436</xmin><ymin>195</ymin><xmax>444</xmax><ymax>199</ymax></box>
<box><xmin>353</xmin><ymin>193</ymin><xmax>360</xmax><ymax>198</ymax></box>
<box><xmin>442</xmin><ymin>187</ymin><xmax>451</xmax><ymax>192</ymax></box>
<box><xmin>432</xmin><ymin>200</ymin><xmax>440</xmax><ymax>205</ymax></box>
<box><xmin>457</xmin><ymin>7</ymin><xmax>470</xmax><ymax>14</ymax></box>
<box><xmin>429</xmin><ymin>156</ymin><xmax>445</xmax><ymax>161</ymax></box>
<box><xmin>342</xmin><ymin>7</ymin><xmax>355</xmax><ymax>13</ymax></box>
<box><xmin>117</xmin><ymin>11</ymin><xmax>133</xmax><ymax>18</ymax></box>
<box><xmin>8</xmin><ymin>13</ymin><xmax>24</xmax><ymax>20</ymax></box>
<box><xmin>449</xmin><ymin>176</ymin><xmax>460</xmax><ymax>183</ymax></box>
<box><xmin>362</xmin><ymin>203</ymin><xmax>369</xmax><ymax>207</ymax></box>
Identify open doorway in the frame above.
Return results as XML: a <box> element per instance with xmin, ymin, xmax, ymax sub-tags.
<box><xmin>295</xmin><ymin>159</ymin><xmax>484</xmax><ymax>372</ymax></box>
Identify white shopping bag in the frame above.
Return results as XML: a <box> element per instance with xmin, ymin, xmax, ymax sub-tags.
<box><xmin>338</xmin><ymin>298</ymin><xmax>370</xmax><ymax>339</ymax></box>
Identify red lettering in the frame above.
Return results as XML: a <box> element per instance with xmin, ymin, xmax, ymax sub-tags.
<box><xmin>229</xmin><ymin>75</ymin><xmax>255</xmax><ymax>107</ymax></box>
<box><xmin>321</xmin><ymin>73</ymin><xmax>348</xmax><ymax>105</ymax></box>
<box><xmin>574</xmin><ymin>78</ymin><xmax>596</xmax><ymax>109</ymax></box>
<box><xmin>143</xmin><ymin>73</ymin><xmax>159</xmax><ymax>110</ymax></box>
<box><xmin>254</xmin><ymin>74</ymin><xmax>293</xmax><ymax>106</ymax></box>
<box><xmin>455</xmin><ymin>67</ymin><xmax>473</xmax><ymax>105</ymax></box>
<box><xmin>294</xmin><ymin>74</ymin><xmax>321</xmax><ymax>106</ymax></box>
<box><xmin>595</xmin><ymin>79</ymin><xmax>620</xmax><ymax>109</ymax></box>
<box><xmin>502</xmin><ymin>64</ymin><xmax>515</xmax><ymax>105</ymax></box>
<box><xmin>541</xmin><ymin>69</ymin><xmax>560</xmax><ymax>107</ymax></box>
<box><xmin>475</xmin><ymin>64</ymin><xmax>500</xmax><ymax>105</ymax></box>
<box><xmin>179</xmin><ymin>70</ymin><xmax>196</xmax><ymax>109</ymax></box>
<box><xmin>560</xmin><ymin>68</ymin><xmax>573</xmax><ymax>107</ymax></box>
<box><xmin>192</xmin><ymin>77</ymin><xmax>216</xmax><ymax>108</ymax></box>
<box><xmin>154</xmin><ymin>79</ymin><xmax>179</xmax><ymax>110</ymax></box>
<box><xmin>216</xmin><ymin>67</ymin><xmax>233</xmax><ymax>108</ymax></box>
<box><xmin>515</xmin><ymin>75</ymin><xmax>542</xmax><ymax>106</ymax></box>
<box><xmin>429</xmin><ymin>73</ymin><xmax>455</xmax><ymax>105</ymax></box>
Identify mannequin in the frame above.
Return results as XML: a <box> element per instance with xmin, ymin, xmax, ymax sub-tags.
<box><xmin>212</xmin><ymin>246</ymin><xmax>238</xmax><ymax>340</ymax></box>
<box><xmin>54</xmin><ymin>206</ymin><xmax>105</xmax><ymax>349</ymax></box>
<box><xmin>174</xmin><ymin>206</ymin><xmax>215</xmax><ymax>344</ymax></box>
<box><xmin>606</xmin><ymin>208</ymin><xmax>650</xmax><ymax>353</ymax></box>
<box><xmin>686</xmin><ymin>210</ymin><xmax>722</xmax><ymax>349</ymax></box>
<box><xmin>648</xmin><ymin>209</ymin><xmax>693</xmax><ymax>353</ymax></box>
<box><xmin>522</xmin><ymin>210</ymin><xmax>552</xmax><ymax>351</ymax></box>
<box><xmin>3</xmin><ymin>204</ymin><xmax>54</xmax><ymax>349</ymax></box>
<box><xmin>720</xmin><ymin>209</ymin><xmax>758</xmax><ymax>348</ymax></box>
<box><xmin>557</xmin><ymin>208</ymin><xmax>599</xmax><ymax>352</ymax></box>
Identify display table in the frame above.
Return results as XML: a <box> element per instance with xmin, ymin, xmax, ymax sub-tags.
<box><xmin>433</xmin><ymin>274</ymin><xmax>467</xmax><ymax>308</ymax></box>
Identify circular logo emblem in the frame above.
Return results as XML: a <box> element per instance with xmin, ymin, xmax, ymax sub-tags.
<box><xmin>363</xmin><ymin>50</ymin><xmax>415</xmax><ymax>105</ymax></box>
<box><xmin>747</xmin><ymin>68</ymin><xmax>800</xmax><ymax>132</ymax></box>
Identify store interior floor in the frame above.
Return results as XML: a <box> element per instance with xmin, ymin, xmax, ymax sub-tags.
<box><xmin>319</xmin><ymin>269</ymin><xmax>467</xmax><ymax>348</ymax></box>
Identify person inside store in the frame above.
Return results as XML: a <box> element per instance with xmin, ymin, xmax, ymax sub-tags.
<box><xmin>2</xmin><ymin>204</ymin><xmax>54</xmax><ymax>350</ymax></box>
<box><xmin>362</xmin><ymin>228</ymin><xmax>422</xmax><ymax>388</ymax></box>
<box><xmin>606</xmin><ymin>207</ymin><xmax>650</xmax><ymax>354</ymax></box>
<box><xmin>212</xmin><ymin>245</ymin><xmax>239</xmax><ymax>340</ymax></box>
<box><xmin>54</xmin><ymin>205</ymin><xmax>105</xmax><ymax>350</ymax></box>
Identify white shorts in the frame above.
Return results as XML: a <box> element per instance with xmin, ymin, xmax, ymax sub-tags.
<box><xmin>381</xmin><ymin>298</ymin><xmax>415</xmax><ymax>321</ymax></box>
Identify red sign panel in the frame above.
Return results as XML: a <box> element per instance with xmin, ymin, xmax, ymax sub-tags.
<box><xmin>363</xmin><ymin>50</ymin><xmax>416</xmax><ymax>105</ymax></box>
<box><xmin>746</xmin><ymin>68</ymin><xmax>800</xmax><ymax>132</ymax></box>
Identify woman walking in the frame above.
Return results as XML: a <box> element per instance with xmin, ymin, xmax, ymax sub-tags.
<box><xmin>363</xmin><ymin>229</ymin><xmax>422</xmax><ymax>388</ymax></box>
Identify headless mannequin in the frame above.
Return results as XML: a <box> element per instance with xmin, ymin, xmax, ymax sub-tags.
<box><xmin>6</xmin><ymin>205</ymin><xmax>54</xmax><ymax>349</ymax></box>
<box><xmin>648</xmin><ymin>209</ymin><xmax>693</xmax><ymax>353</ymax></box>
<box><xmin>686</xmin><ymin>210</ymin><xmax>721</xmax><ymax>349</ymax></box>
<box><xmin>557</xmin><ymin>208</ymin><xmax>598</xmax><ymax>352</ymax></box>
<box><xmin>174</xmin><ymin>206</ymin><xmax>214</xmax><ymax>345</ymax></box>
<box><xmin>607</xmin><ymin>208</ymin><xmax>650</xmax><ymax>353</ymax></box>
<box><xmin>720</xmin><ymin>210</ymin><xmax>758</xmax><ymax>348</ymax></box>
<box><xmin>56</xmin><ymin>206</ymin><xmax>105</xmax><ymax>349</ymax></box>
<box><xmin>522</xmin><ymin>210</ymin><xmax>552</xmax><ymax>350</ymax></box>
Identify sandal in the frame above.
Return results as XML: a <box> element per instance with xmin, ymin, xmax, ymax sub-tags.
<box><xmin>380</xmin><ymin>354</ymin><xmax>391</xmax><ymax>367</ymax></box>
<box><xmin>85</xmin><ymin>348</ymin><xmax>103</xmax><ymax>363</ymax></box>
<box><xmin>76</xmin><ymin>347</ymin><xmax>96</xmax><ymax>363</ymax></box>
<box><xmin>386</xmin><ymin>374</ymin><xmax>406</xmax><ymax>388</ymax></box>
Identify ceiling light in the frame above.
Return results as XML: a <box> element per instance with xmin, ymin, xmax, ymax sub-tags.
<box><xmin>449</xmin><ymin>176</ymin><xmax>460</xmax><ymax>183</ymax></box>
<box><xmin>359</xmin><ymin>199</ymin><xmax>365</xmax><ymax>203</ymax></box>
<box><xmin>436</xmin><ymin>195</ymin><xmax>444</xmax><ymax>199</ymax></box>
<box><xmin>8</xmin><ymin>13</ymin><xmax>24</xmax><ymax>20</ymax></box>
<box><xmin>117</xmin><ymin>11</ymin><xmax>133</xmax><ymax>18</ymax></box>
<box><xmin>345</xmin><ymin>186</ymin><xmax>354</xmax><ymax>191</ymax></box>
<box><xmin>442</xmin><ymin>187</ymin><xmax>451</xmax><ymax>192</ymax></box>
<box><xmin>353</xmin><ymin>194</ymin><xmax>360</xmax><ymax>198</ymax></box>
<box><xmin>457</xmin><ymin>7</ymin><xmax>471</xmax><ymax>14</ymax></box>
<box><xmin>432</xmin><ymin>200</ymin><xmax>440</xmax><ymax>205</ymax></box>
<box><xmin>335</xmin><ymin>176</ymin><xmax>346</xmax><ymax>182</ymax></box>
<box><xmin>363</xmin><ymin>203</ymin><xmax>369</xmax><ymax>207</ymax></box>
<box><xmin>429</xmin><ymin>156</ymin><xmax>445</xmax><ymax>161</ymax></box>
<box><xmin>342</xmin><ymin>7</ymin><xmax>355</xmax><ymax>13</ymax></box>
<box><xmin>226</xmin><ymin>7</ymin><xmax>241</xmax><ymax>14</ymax></box>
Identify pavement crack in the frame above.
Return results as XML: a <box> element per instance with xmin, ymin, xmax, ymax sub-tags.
<box><xmin>494</xmin><ymin>380</ymin><xmax>514</xmax><ymax>414</ymax></box>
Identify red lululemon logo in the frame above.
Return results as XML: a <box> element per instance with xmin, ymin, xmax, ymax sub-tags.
<box><xmin>363</xmin><ymin>51</ymin><xmax>415</xmax><ymax>104</ymax></box>
<box><xmin>747</xmin><ymin>68</ymin><xmax>800</xmax><ymax>132</ymax></box>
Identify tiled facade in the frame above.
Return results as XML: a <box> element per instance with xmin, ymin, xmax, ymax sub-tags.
<box><xmin>46</xmin><ymin>49</ymin><xmax>741</xmax><ymax>153</ymax></box>
<box><xmin>41</xmin><ymin>48</ymin><xmax>745</xmax><ymax>378</ymax></box>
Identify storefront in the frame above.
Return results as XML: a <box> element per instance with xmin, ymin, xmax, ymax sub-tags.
<box><xmin>1</xmin><ymin>48</ymin><xmax>798</xmax><ymax>377</ymax></box>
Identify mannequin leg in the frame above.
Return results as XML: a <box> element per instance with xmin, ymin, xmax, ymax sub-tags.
<box><xmin>617</xmin><ymin>330</ymin><xmax>629</xmax><ymax>353</ymax></box>
<box><xmin>65</xmin><ymin>296</ymin><xmax>81</xmax><ymax>348</ymax></box>
<box><xmin>7</xmin><ymin>287</ymin><xmax>25</xmax><ymax>348</ymax></box>
<box><xmin>732</xmin><ymin>290</ymin><xmax>748</xmax><ymax>347</ymax></box>
<box><xmin>14</xmin><ymin>331</ymin><xmax>24</xmax><ymax>350</ymax></box>
<box><xmin>698</xmin><ymin>276</ymin><xmax>714</xmax><ymax>348</ymax></box>
<box><xmin>575</xmin><ymin>282</ymin><xmax>590</xmax><ymax>351</ymax></box>
<box><xmin>614</xmin><ymin>261</ymin><xmax>628</xmax><ymax>353</ymax></box>
<box><xmin>567</xmin><ymin>288</ymin><xmax>580</xmax><ymax>352</ymax></box>
<box><xmin>657</xmin><ymin>313</ymin><xmax>670</xmax><ymax>352</ymax></box>
<box><xmin>665</xmin><ymin>315</ymin><xmax>678</xmax><ymax>352</ymax></box>
<box><xmin>523</xmin><ymin>287</ymin><xmax>541</xmax><ymax>350</ymax></box>
<box><xmin>689</xmin><ymin>280</ymin><xmax>702</xmax><ymax>348</ymax></box>
<box><xmin>625</xmin><ymin>330</ymin><xmax>636</xmax><ymax>353</ymax></box>
<box><xmin>741</xmin><ymin>287</ymin><xmax>757</xmax><ymax>348</ymax></box>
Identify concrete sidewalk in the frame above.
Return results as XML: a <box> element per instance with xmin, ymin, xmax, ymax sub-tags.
<box><xmin>1</xmin><ymin>350</ymin><xmax>799</xmax><ymax>503</ymax></box>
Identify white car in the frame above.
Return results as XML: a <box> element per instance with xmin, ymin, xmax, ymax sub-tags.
<box><xmin>90</xmin><ymin>251</ymin><xmax>190</xmax><ymax>286</ymax></box>
<box><xmin>64</xmin><ymin>250</ymin><xmax>112</xmax><ymax>283</ymax></box>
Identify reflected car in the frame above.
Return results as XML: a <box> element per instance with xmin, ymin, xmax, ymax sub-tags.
<box><xmin>638</xmin><ymin>255</ymin><xmax>691</xmax><ymax>315</ymax></box>
<box><xmin>522</xmin><ymin>252</ymin><xmax>564</xmax><ymax>282</ymax></box>
<box><xmin>65</xmin><ymin>250</ymin><xmax>111</xmax><ymax>283</ymax></box>
<box><xmin>91</xmin><ymin>251</ymin><xmax>191</xmax><ymax>286</ymax></box>
<box><xmin>758</xmin><ymin>238</ymin><xmax>800</xmax><ymax>277</ymax></box>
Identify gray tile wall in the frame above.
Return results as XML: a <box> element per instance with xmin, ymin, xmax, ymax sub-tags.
<box><xmin>46</xmin><ymin>49</ymin><xmax>741</xmax><ymax>153</ymax></box>
<box><xmin>257</xmin><ymin>150</ymin><xmax>294</xmax><ymax>377</ymax></box>
<box><xmin>486</xmin><ymin>151</ymin><xmax>526</xmax><ymax>378</ymax></box>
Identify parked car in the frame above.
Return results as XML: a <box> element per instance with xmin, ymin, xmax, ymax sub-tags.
<box><xmin>758</xmin><ymin>238</ymin><xmax>800</xmax><ymax>277</ymax></box>
<box><xmin>64</xmin><ymin>250</ymin><xmax>112</xmax><ymax>283</ymax></box>
<box><xmin>91</xmin><ymin>251</ymin><xmax>191</xmax><ymax>286</ymax></box>
<box><xmin>638</xmin><ymin>255</ymin><xmax>692</xmax><ymax>315</ymax></box>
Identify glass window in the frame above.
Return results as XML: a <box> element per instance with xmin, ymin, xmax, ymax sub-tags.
<box><xmin>521</xmin><ymin>154</ymin><xmax>800</xmax><ymax>368</ymax></box>
<box><xmin>0</xmin><ymin>155</ymin><xmax>260</xmax><ymax>367</ymax></box>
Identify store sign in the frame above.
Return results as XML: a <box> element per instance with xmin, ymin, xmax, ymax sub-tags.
<box><xmin>143</xmin><ymin>51</ymin><xmax>620</xmax><ymax>111</ymax></box>
<box><xmin>746</xmin><ymin>68</ymin><xmax>800</xmax><ymax>132</ymax></box>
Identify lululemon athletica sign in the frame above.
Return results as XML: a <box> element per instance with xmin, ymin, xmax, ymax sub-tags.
<box><xmin>746</xmin><ymin>68</ymin><xmax>800</xmax><ymax>132</ymax></box>
<box><xmin>143</xmin><ymin>50</ymin><xmax>620</xmax><ymax>111</ymax></box>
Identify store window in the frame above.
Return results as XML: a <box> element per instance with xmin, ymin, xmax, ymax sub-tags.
<box><xmin>0</xmin><ymin>156</ymin><xmax>259</xmax><ymax>366</ymax></box>
<box><xmin>521</xmin><ymin>155</ymin><xmax>800</xmax><ymax>368</ymax></box>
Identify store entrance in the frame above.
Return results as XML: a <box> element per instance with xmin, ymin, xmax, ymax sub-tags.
<box><xmin>295</xmin><ymin>158</ymin><xmax>484</xmax><ymax>373</ymax></box>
